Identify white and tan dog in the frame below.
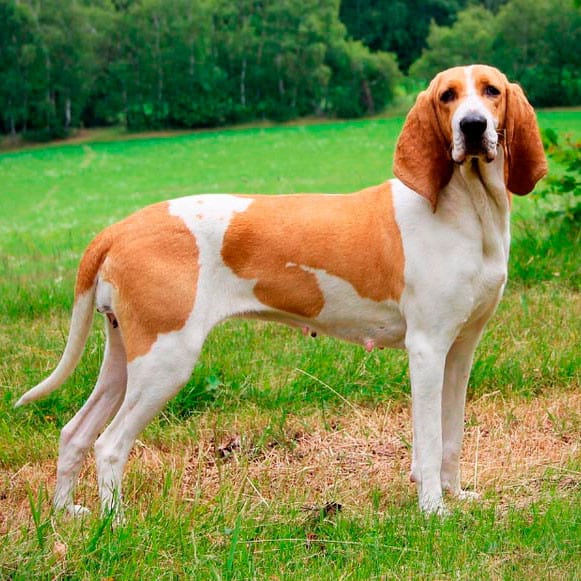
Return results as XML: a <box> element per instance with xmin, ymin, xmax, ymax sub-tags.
<box><xmin>16</xmin><ymin>65</ymin><xmax>547</xmax><ymax>517</ymax></box>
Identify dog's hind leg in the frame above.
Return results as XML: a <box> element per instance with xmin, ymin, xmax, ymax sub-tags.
<box><xmin>53</xmin><ymin>317</ymin><xmax>127</xmax><ymax>515</ymax></box>
<box><xmin>93</xmin><ymin>330</ymin><xmax>204</xmax><ymax>521</ymax></box>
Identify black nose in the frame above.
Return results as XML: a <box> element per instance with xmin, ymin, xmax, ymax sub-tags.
<box><xmin>460</xmin><ymin>115</ymin><xmax>487</xmax><ymax>139</ymax></box>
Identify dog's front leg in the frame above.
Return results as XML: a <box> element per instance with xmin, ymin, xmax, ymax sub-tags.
<box><xmin>407</xmin><ymin>335</ymin><xmax>448</xmax><ymax>515</ymax></box>
<box><xmin>441</xmin><ymin>329</ymin><xmax>483</xmax><ymax>500</ymax></box>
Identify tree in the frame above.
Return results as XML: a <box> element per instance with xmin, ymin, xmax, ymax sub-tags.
<box><xmin>408</xmin><ymin>0</ymin><xmax>581</xmax><ymax>107</ymax></box>
<box><xmin>1</xmin><ymin>0</ymin><xmax>403</xmax><ymax>137</ymax></box>
<box><xmin>9</xmin><ymin>0</ymin><xmax>97</xmax><ymax>138</ymax></box>
<box><xmin>326</xmin><ymin>39</ymin><xmax>401</xmax><ymax>117</ymax></box>
<box><xmin>339</xmin><ymin>0</ymin><xmax>468</xmax><ymax>72</ymax></box>
<box><xmin>409</xmin><ymin>6</ymin><xmax>496</xmax><ymax>81</ymax></box>
<box><xmin>493</xmin><ymin>0</ymin><xmax>581</xmax><ymax>106</ymax></box>
<box><xmin>0</xmin><ymin>1</ymin><xmax>38</xmax><ymax>134</ymax></box>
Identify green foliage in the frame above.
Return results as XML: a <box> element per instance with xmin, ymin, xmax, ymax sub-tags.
<box><xmin>326</xmin><ymin>40</ymin><xmax>402</xmax><ymax>118</ymax></box>
<box><xmin>509</xmin><ymin>128</ymin><xmax>580</xmax><ymax>289</ymax></box>
<box><xmin>538</xmin><ymin>129</ymin><xmax>581</xmax><ymax>225</ymax></box>
<box><xmin>493</xmin><ymin>0</ymin><xmax>581</xmax><ymax>107</ymax></box>
<box><xmin>1</xmin><ymin>0</ymin><xmax>579</xmax><ymax>139</ymax></box>
<box><xmin>0</xmin><ymin>0</ymin><xmax>97</xmax><ymax>138</ymax></box>
<box><xmin>409</xmin><ymin>0</ymin><xmax>581</xmax><ymax>107</ymax></box>
<box><xmin>409</xmin><ymin>6</ymin><xmax>496</xmax><ymax>79</ymax></box>
<box><xmin>339</xmin><ymin>0</ymin><xmax>470</xmax><ymax>72</ymax></box>
<box><xmin>0</xmin><ymin>0</ymin><xmax>401</xmax><ymax>136</ymax></box>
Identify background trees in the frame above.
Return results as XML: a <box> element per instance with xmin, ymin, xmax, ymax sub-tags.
<box><xmin>410</xmin><ymin>0</ymin><xmax>581</xmax><ymax>107</ymax></box>
<box><xmin>0</xmin><ymin>0</ymin><xmax>578</xmax><ymax>139</ymax></box>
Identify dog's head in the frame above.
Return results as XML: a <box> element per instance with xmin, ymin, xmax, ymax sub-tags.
<box><xmin>394</xmin><ymin>64</ymin><xmax>548</xmax><ymax>209</ymax></box>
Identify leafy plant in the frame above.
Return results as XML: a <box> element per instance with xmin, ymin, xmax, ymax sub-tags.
<box><xmin>510</xmin><ymin>128</ymin><xmax>580</xmax><ymax>288</ymax></box>
<box><xmin>539</xmin><ymin>128</ymin><xmax>581</xmax><ymax>225</ymax></box>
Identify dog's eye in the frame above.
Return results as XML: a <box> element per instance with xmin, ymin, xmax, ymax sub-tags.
<box><xmin>484</xmin><ymin>85</ymin><xmax>501</xmax><ymax>97</ymax></box>
<box><xmin>440</xmin><ymin>89</ymin><xmax>457</xmax><ymax>103</ymax></box>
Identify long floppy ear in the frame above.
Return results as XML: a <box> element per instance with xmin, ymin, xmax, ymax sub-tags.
<box><xmin>393</xmin><ymin>88</ymin><xmax>453</xmax><ymax>210</ymax></box>
<box><xmin>505</xmin><ymin>83</ymin><xmax>548</xmax><ymax>195</ymax></box>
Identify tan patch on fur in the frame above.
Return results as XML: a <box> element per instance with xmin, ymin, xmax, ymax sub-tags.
<box><xmin>92</xmin><ymin>202</ymin><xmax>200</xmax><ymax>361</ymax></box>
<box><xmin>221</xmin><ymin>183</ymin><xmax>404</xmax><ymax>318</ymax></box>
<box><xmin>393</xmin><ymin>79</ymin><xmax>455</xmax><ymax>208</ymax></box>
<box><xmin>504</xmin><ymin>83</ymin><xmax>548</xmax><ymax>195</ymax></box>
<box><xmin>75</xmin><ymin>229</ymin><xmax>114</xmax><ymax>296</ymax></box>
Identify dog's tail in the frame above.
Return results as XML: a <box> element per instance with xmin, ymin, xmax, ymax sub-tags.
<box><xmin>15</xmin><ymin>231</ymin><xmax>113</xmax><ymax>407</ymax></box>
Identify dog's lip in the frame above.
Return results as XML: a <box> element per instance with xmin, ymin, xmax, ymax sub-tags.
<box><xmin>453</xmin><ymin>142</ymin><xmax>498</xmax><ymax>164</ymax></box>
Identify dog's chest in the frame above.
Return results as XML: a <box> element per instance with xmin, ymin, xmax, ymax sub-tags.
<box><xmin>466</xmin><ymin>254</ymin><xmax>508</xmax><ymax>323</ymax></box>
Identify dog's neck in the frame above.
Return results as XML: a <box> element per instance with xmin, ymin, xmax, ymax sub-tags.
<box><xmin>442</xmin><ymin>147</ymin><xmax>511</xmax><ymax>260</ymax></box>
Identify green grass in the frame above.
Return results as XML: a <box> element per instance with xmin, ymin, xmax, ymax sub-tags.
<box><xmin>1</xmin><ymin>112</ymin><xmax>580</xmax><ymax>578</ymax></box>
<box><xmin>2</xmin><ymin>489</ymin><xmax>580</xmax><ymax>579</ymax></box>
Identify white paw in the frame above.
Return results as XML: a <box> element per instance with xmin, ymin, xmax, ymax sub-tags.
<box><xmin>419</xmin><ymin>494</ymin><xmax>449</xmax><ymax>517</ymax></box>
<box><xmin>456</xmin><ymin>489</ymin><xmax>480</xmax><ymax>501</ymax></box>
<box><xmin>67</xmin><ymin>504</ymin><xmax>91</xmax><ymax>517</ymax></box>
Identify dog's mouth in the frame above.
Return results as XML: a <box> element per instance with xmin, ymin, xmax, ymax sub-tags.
<box><xmin>451</xmin><ymin>113</ymin><xmax>500</xmax><ymax>165</ymax></box>
<box><xmin>453</xmin><ymin>138</ymin><xmax>498</xmax><ymax>164</ymax></box>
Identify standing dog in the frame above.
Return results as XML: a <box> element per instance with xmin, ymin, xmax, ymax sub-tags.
<box><xmin>16</xmin><ymin>65</ymin><xmax>547</xmax><ymax>517</ymax></box>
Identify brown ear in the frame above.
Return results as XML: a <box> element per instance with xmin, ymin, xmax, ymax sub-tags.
<box><xmin>393</xmin><ymin>88</ymin><xmax>453</xmax><ymax>210</ymax></box>
<box><xmin>505</xmin><ymin>83</ymin><xmax>548</xmax><ymax>195</ymax></box>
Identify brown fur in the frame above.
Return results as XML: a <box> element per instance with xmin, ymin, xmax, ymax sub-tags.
<box><xmin>222</xmin><ymin>183</ymin><xmax>405</xmax><ymax>318</ymax></box>
<box><xmin>78</xmin><ymin>202</ymin><xmax>200</xmax><ymax>362</ymax></box>
<box><xmin>505</xmin><ymin>83</ymin><xmax>548</xmax><ymax>195</ymax></box>
<box><xmin>393</xmin><ymin>85</ymin><xmax>452</xmax><ymax>210</ymax></box>
<box><xmin>393</xmin><ymin>65</ymin><xmax>547</xmax><ymax>208</ymax></box>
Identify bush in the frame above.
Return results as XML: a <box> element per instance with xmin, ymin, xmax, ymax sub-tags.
<box><xmin>537</xmin><ymin>129</ymin><xmax>581</xmax><ymax>226</ymax></box>
<box><xmin>510</xmin><ymin>130</ymin><xmax>581</xmax><ymax>288</ymax></box>
<box><xmin>326</xmin><ymin>40</ymin><xmax>401</xmax><ymax>118</ymax></box>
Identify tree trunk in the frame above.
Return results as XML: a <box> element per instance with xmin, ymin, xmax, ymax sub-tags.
<box><xmin>361</xmin><ymin>79</ymin><xmax>374</xmax><ymax>114</ymax></box>
<box><xmin>240</xmin><ymin>57</ymin><xmax>247</xmax><ymax>107</ymax></box>
<box><xmin>65</xmin><ymin>97</ymin><xmax>71</xmax><ymax>129</ymax></box>
<box><xmin>153</xmin><ymin>13</ymin><xmax>164</xmax><ymax>121</ymax></box>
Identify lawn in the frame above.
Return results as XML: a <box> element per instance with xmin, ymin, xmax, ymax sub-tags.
<box><xmin>0</xmin><ymin>112</ymin><xmax>579</xmax><ymax>579</ymax></box>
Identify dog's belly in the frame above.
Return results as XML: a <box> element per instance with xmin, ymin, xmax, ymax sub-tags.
<box><xmin>239</xmin><ymin>267</ymin><xmax>407</xmax><ymax>350</ymax></box>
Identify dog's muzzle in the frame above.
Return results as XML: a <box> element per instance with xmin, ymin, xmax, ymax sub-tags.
<box><xmin>460</xmin><ymin>114</ymin><xmax>487</xmax><ymax>146</ymax></box>
<box><xmin>454</xmin><ymin>113</ymin><xmax>497</xmax><ymax>163</ymax></box>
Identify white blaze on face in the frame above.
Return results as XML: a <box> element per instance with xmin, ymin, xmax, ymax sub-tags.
<box><xmin>451</xmin><ymin>66</ymin><xmax>499</xmax><ymax>163</ymax></box>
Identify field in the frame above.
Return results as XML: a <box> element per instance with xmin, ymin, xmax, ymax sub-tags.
<box><xmin>0</xmin><ymin>112</ymin><xmax>579</xmax><ymax>579</ymax></box>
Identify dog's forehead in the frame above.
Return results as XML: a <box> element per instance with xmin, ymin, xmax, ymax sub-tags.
<box><xmin>432</xmin><ymin>66</ymin><xmax>468</xmax><ymax>93</ymax></box>
<box><xmin>434</xmin><ymin>65</ymin><xmax>507</xmax><ymax>93</ymax></box>
<box><xmin>470</xmin><ymin>65</ymin><xmax>508</xmax><ymax>90</ymax></box>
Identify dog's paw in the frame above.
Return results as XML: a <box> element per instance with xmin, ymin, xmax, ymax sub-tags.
<box><xmin>419</xmin><ymin>494</ymin><xmax>449</xmax><ymax>517</ymax></box>
<box><xmin>67</xmin><ymin>504</ymin><xmax>91</xmax><ymax>517</ymax></box>
<box><xmin>455</xmin><ymin>489</ymin><xmax>479</xmax><ymax>501</ymax></box>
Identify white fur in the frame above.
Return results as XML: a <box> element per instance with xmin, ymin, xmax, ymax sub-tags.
<box><xmin>451</xmin><ymin>66</ymin><xmax>500</xmax><ymax>164</ymax></box>
<box><xmin>392</xmin><ymin>148</ymin><xmax>509</xmax><ymax>513</ymax></box>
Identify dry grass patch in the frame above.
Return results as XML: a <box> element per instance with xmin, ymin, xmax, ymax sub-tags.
<box><xmin>2</xmin><ymin>389</ymin><xmax>578</xmax><ymax>531</ymax></box>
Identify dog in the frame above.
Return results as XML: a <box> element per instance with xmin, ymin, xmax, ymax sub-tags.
<box><xmin>16</xmin><ymin>65</ymin><xmax>547</xmax><ymax>518</ymax></box>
